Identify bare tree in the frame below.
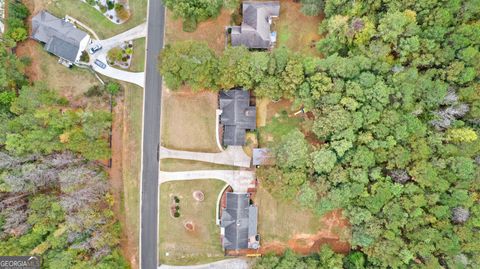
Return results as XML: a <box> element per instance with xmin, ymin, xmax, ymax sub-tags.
<box><xmin>452</xmin><ymin>207</ymin><xmax>470</xmax><ymax>224</ymax></box>
<box><xmin>389</xmin><ymin>169</ymin><xmax>411</xmax><ymax>184</ymax></box>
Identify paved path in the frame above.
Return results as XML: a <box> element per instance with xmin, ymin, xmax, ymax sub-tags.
<box><xmin>159</xmin><ymin>170</ymin><xmax>256</xmax><ymax>192</ymax></box>
<box><xmin>159</xmin><ymin>146</ymin><xmax>251</xmax><ymax>168</ymax></box>
<box><xmin>91</xmin><ymin>53</ymin><xmax>145</xmax><ymax>87</ymax></box>
<box><xmin>88</xmin><ymin>23</ymin><xmax>147</xmax><ymax>87</ymax></box>
<box><xmin>92</xmin><ymin>23</ymin><xmax>147</xmax><ymax>50</ymax></box>
<box><xmin>158</xmin><ymin>258</ymin><xmax>251</xmax><ymax>269</ymax></box>
<box><xmin>140</xmin><ymin>0</ymin><xmax>165</xmax><ymax>268</ymax></box>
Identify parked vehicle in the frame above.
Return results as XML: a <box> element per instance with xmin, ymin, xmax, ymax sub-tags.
<box><xmin>89</xmin><ymin>44</ymin><xmax>102</xmax><ymax>54</ymax></box>
<box><xmin>94</xmin><ymin>59</ymin><xmax>107</xmax><ymax>69</ymax></box>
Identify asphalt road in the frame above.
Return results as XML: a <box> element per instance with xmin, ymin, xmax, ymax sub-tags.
<box><xmin>140</xmin><ymin>0</ymin><xmax>165</xmax><ymax>268</ymax></box>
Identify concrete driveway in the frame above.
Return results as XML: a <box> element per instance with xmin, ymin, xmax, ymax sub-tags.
<box><xmin>158</xmin><ymin>258</ymin><xmax>251</xmax><ymax>269</ymax></box>
<box><xmin>159</xmin><ymin>170</ymin><xmax>256</xmax><ymax>192</ymax></box>
<box><xmin>88</xmin><ymin>23</ymin><xmax>147</xmax><ymax>87</ymax></box>
<box><xmin>160</xmin><ymin>146</ymin><xmax>251</xmax><ymax>168</ymax></box>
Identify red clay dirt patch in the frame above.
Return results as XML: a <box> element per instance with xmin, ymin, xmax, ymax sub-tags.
<box><xmin>16</xmin><ymin>39</ymin><xmax>41</xmax><ymax>82</ymax></box>
<box><xmin>260</xmin><ymin>209</ymin><xmax>350</xmax><ymax>255</ymax></box>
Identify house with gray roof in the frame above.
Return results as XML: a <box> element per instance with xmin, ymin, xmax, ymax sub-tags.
<box><xmin>220</xmin><ymin>192</ymin><xmax>259</xmax><ymax>250</ymax></box>
<box><xmin>31</xmin><ymin>11</ymin><xmax>90</xmax><ymax>65</ymax></box>
<box><xmin>219</xmin><ymin>88</ymin><xmax>256</xmax><ymax>146</ymax></box>
<box><xmin>229</xmin><ymin>1</ymin><xmax>280</xmax><ymax>49</ymax></box>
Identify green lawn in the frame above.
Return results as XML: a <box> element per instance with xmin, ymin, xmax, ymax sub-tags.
<box><xmin>45</xmin><ymin>0</ymin><xmax>147</xmax><ymax>39</ymax></box>
<box><xmin>258</xmin><ymin>110</ymin><xmax>302</xmax><ymax>146</ymax></box>
<box><xmin>160</xmin><ymin>159</ymin><xmax>237</xmax><ymax>172</ymax></box>
<box><xmin>121</xmin><ymin>83</ymin><xmax>144</xmax><ymax>264</ymax></box>
<box><xmin>158</xmin><ymin>180</ymin><xmax>226</xmax><ymax>265</ymax></box>
<box><xmin>129</xmin><ymin>38</ymin><xmax>145</xmax><ymax>72</ymax></box>
<box><xmin>255</xmin><ymin>186</ymin><xmax>324</xmax><ymax>242</ymax></box>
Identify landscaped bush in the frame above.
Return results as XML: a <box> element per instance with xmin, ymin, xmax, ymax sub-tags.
<box><xmin>99</xmin><ymin>4</ymin><xmax>107</xmax><ymax>13</ymax></box>
<box><xmin>86</xmin><ymin>0</ymin><xmax>95</xmax><ymax>6</ymax></box>
<box><xmin>80</xmin><ymin>51</ymin><xmax>90</xmax><ymax>62</ymax></box>
<box><xmin>107</xmin><ymin>47</ymin><xmax>123</xmax><ymax>62</ymax></box>
<box><xmin>115</xmin><ymin>4</ymin><xmax>130</xmax><ymax>21</ymax></box>
<box><xmin>107</xmin><ymin>0</ymin><xmax>115</xmax><ymax>10</ymax></box>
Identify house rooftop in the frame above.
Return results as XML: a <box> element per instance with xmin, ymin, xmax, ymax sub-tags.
<box><xmin>220</xmin><ymin>192</ymin><xmax>259</xmax><ymax>250</ymax></box>
<box><xmin>31</xmin><ymin>10</ymin><xmax>88</xmax><ymax>63</ymax></box>
<box><xmin>231</xmin><ymin>1</ymin><xmax>280</xmax><ymax>49</ymax></box>
<box><xmin>219</xmin><ymin>89</ymin><xmax>256</xmax><ymax>146</ymax></box>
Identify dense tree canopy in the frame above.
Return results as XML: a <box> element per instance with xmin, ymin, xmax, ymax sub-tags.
<box><xmin>161</xmin><ymin>0</ymin><xmax>480</xmax><ymax>267</ymax></box>
<box><xmin>163</xmin><ymin>0</ymin><xmax>224</xmax><ymax>31</ymax></box>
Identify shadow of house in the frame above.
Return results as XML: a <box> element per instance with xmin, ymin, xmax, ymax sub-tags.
<box><xmin>228</xmin><ymin>1</ymin><xmax>280</xmax><ymax>49</ymax></box>
<box><xmin>219</xmin><ymin>88</ymin><xmax>256</xmax><ymax>146</ymax></box>
<box><xmin>31</xmin><ymin>11</ymin><xmax>90</xmax><ymax>66</ymax></box>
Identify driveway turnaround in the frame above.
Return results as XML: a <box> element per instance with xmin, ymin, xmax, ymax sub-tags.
<box><xmin>91</xmin><ymin>53</ymin><xmax>145</xmax><ymax>87</ymax></box>
<box><xmin>88</xmin><ymin>23</ymin><xmax>147</xmax><ymax>87</ymax></box>
<box><xmin>159</xmin><ymin>146</ymin><xmax>251</xmax><ymax>168</ymax></box>
<box><xmin>140</xmin><ymin>0</ymin><xmax>165</xmax><ymax>268</ymax></box>
<box><xmin>158</xmin><ymin>258</ymin><xmax>251</xmax><ymax>269</ymax></box>
<box><xmin>159</xmin><ymin>170</ymin><xmax>256</xmax><ymax>192</ymax></box>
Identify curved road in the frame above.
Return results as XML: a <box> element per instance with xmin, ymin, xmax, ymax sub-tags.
<box><xmin>140</xmin><ymin>0</ymin><xmax>165</xmax><ymax>268</ymax></box>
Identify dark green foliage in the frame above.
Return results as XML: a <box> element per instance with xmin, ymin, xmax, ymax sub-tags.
<box><xmin>164</xmin><ymin>0</ymin><xmax>223</xmax><ymax>31</ymax></box>
<box><xmin>159</xmin><ymin>0</ymin><xmax>480</xmax><ymax>266</ymax></box>
<box><xmin>4</xmin><ymin>1</ymin><xmax>29</xmax><ymax>44</ymax></box>
<box><xmin>255</xmin><ymin>247</ymin><xmax>344</xmax><ymax>269</ymax></box>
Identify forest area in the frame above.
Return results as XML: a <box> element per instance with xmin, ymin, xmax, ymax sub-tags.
<box><xmin>0</xmin><ymin>1</ymin><xmax>128</xmax><ymax>268</ymax></box>
<box><xmin>160</xmin><ymin>0</ymin><xmax>480</xmax><ymax>268</ymax></box>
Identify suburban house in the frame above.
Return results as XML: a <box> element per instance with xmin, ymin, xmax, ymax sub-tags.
<box><xmin>252</xmin><ymin>148</ymin><xmax>274</xmax><ymax>166</ymax></box>
<box><xmin>31</xmin><ymin>11</ymin><xmax>90</xmax><ymax>66</ymax></box>
<box><xmin>229</xmin><ymin>1</ymin><xmax>280</xmax><ymax>49</ymax></box>
<box><xmin>220</xmin><ymin>192</ymin><xmax>260</xmax><ymax>251</ymax></box>
<box><xmin>219</xmin><ymin>88</ymin><xmax>256</xmax><ymax>146</ymax></box>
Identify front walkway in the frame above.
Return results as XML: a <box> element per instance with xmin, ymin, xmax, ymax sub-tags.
<box><xmin>159</xmin><ymin>170</ymin><xmax>255</xmax><ymax>192</ymax></box>
<box><xmin>160</xmin><ymin>146</ymin><xmax>251</xmax><ymax>168</ymax></box>
<box><xmin>158</xmin><ymin>258</ymin><xmax>250</xmax><ymax>269</ymax></box>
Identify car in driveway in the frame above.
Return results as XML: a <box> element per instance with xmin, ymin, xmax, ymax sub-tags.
<box><xmin>89</xmin><ymin>44</ymin><xmax>102</xmax><ymax>54</ymax></box>
<box><xmin>94</xmin><ymin>59</ymin><xmax>107</xmax><ymax>69</ymax></box>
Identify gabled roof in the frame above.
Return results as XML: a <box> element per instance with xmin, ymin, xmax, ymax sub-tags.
<box><xmin>231</xmin><ymin>1</ymin><xmax>280</xmax><ymax>49</ymax></box>
<box><xmin>219</xmin><ymin>89</ymin><xmax>256</xmax><ymax>146</ymax></box>
<box><xmin>220</xmin><ymin>193</ymin><xmax>258</xmax><ymax>250</ymax></box>
<box><xmin>31</xmin><ymin>11</ymin><xmax>88</xmax><ymax>62</ymax></box>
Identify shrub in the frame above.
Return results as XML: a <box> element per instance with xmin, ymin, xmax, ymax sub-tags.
<box><xmin>106</xmin><ymin>82</ymin><xmax>121</xmax><ymax>95</ymax></box>
<box><xmin>174</xmin><ymin>212</ymin><xmax>180</xmax><ymax>218</ymax></box>
<box><xmin>125</xmin><ymin>47</ymin><xmax>133</xmax><ymax>55</ymax></box>
<box><xmin>86</xmin><ymin>0</ymin><xmax>95</xmax><ymax>6</ymax></box>
<box><xmin>84</xmin><ymin>85</ymin><xmax>104</xmax><ymax>97</ymax></box>
<box><xmin>115</xmin><ymin>4</ymin><xmax>129</xmax><ymax>21</ymax></box>
<box><xmin>80</xmin><ymin>51</ymin><xmax>90</xmax><ymax>62</ymax></box>
<box><xmin>99</xmin><ymin>5</ymin><xmax>107</xmax><ymax>13</ymax></box>
<box><xmin>107</xmin><ymin>1</ymin><xmax>115</xmax><ymax>10</ymax></box>
<box><xmin>174</xmin><ymin>196</ymin><xmax>180</xmax><ymax>203</ymax></box>
<box><xmin>107</xmin><ymin>47</ymin><xmax>123</xmax><ymax>62</ymax></box>
<box><xmin>182</xmin><ymin>18</ymin><xmax>197</xmax><ymax>32</ymax></box>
